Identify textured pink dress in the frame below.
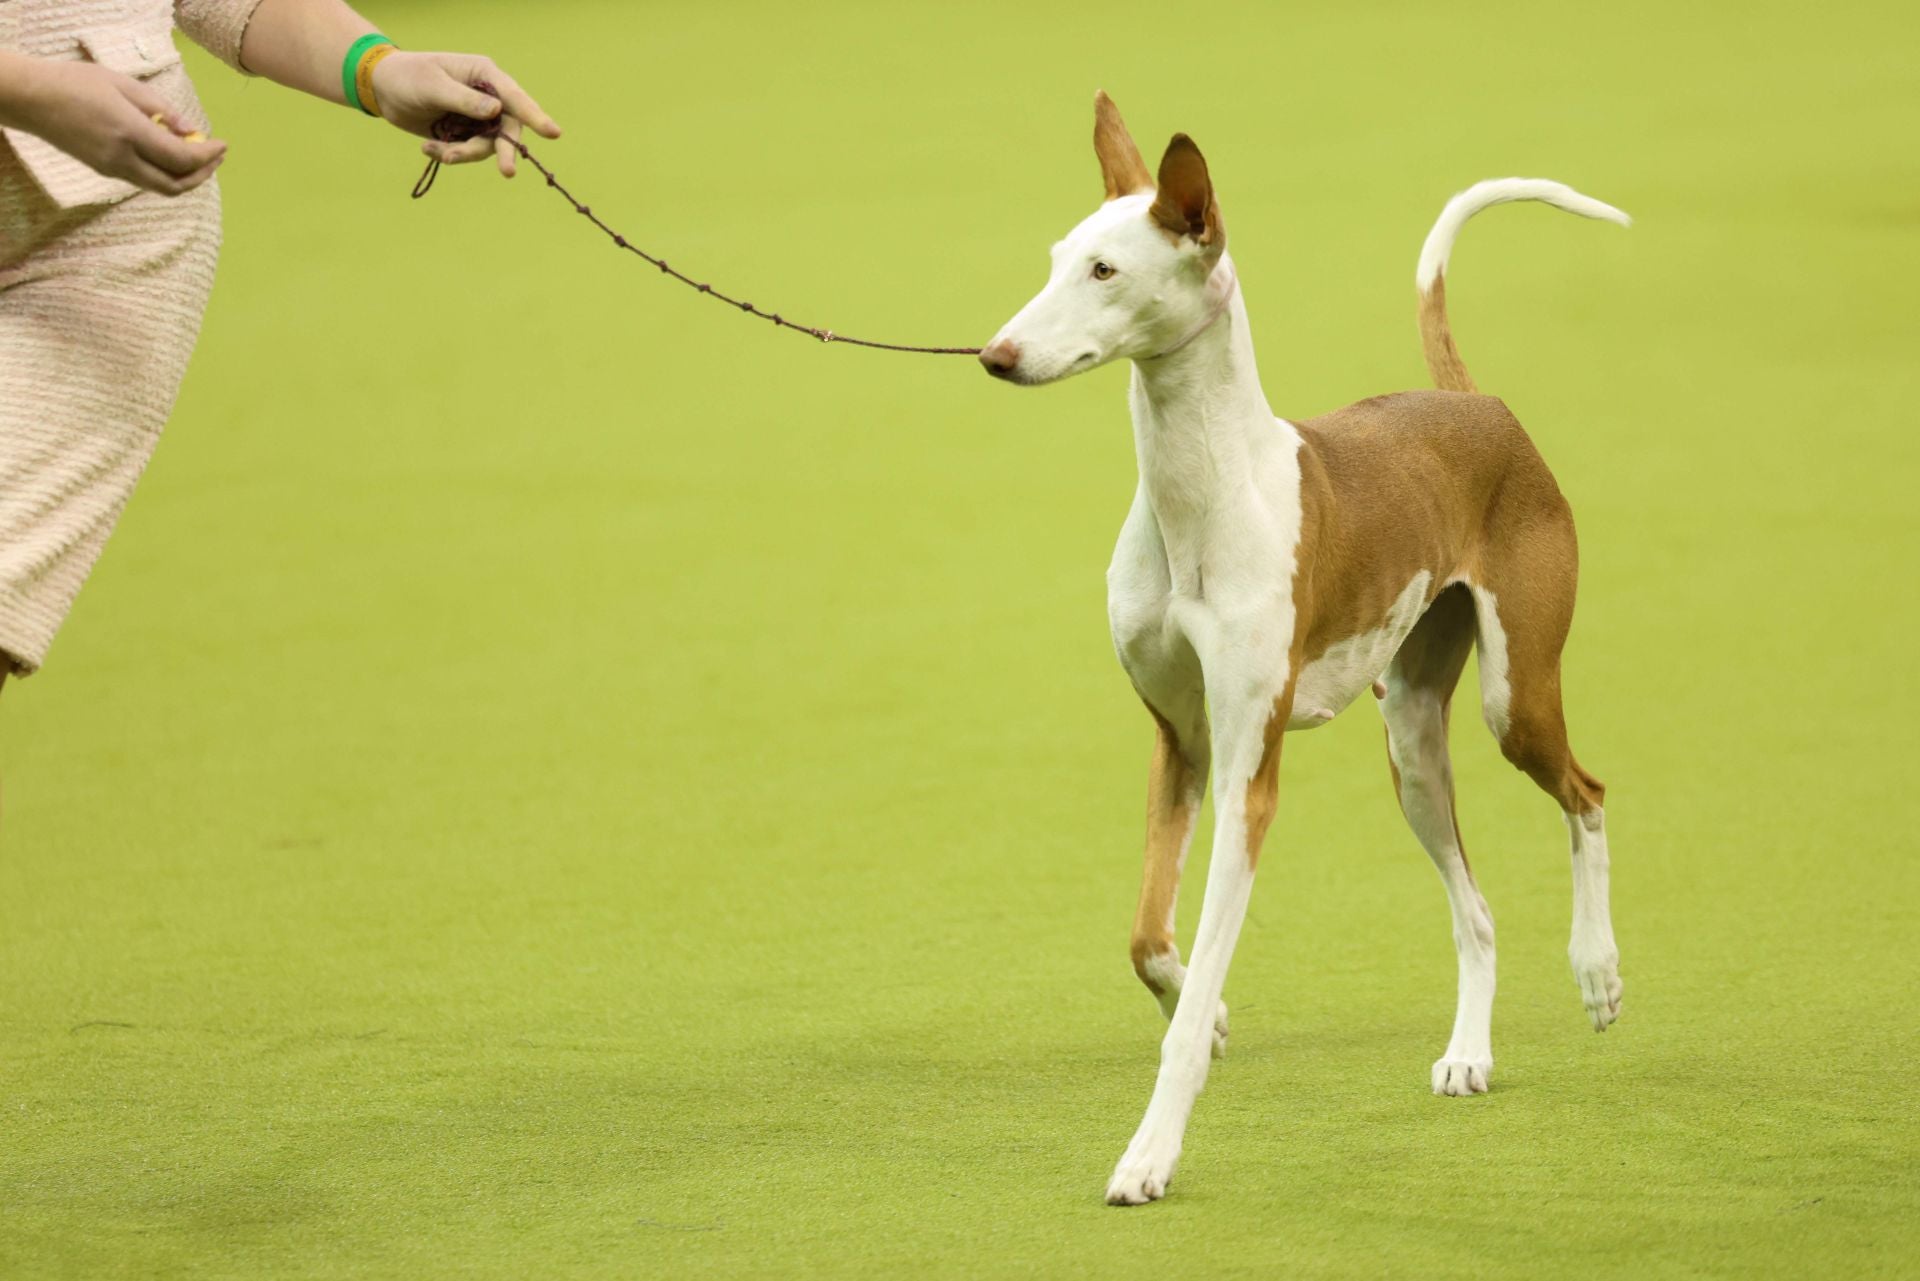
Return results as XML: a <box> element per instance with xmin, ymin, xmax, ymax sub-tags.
<box><xmin>0</xmin><ymin>0</ymin><xmax>264</xmax><ymax>673</ymax></box>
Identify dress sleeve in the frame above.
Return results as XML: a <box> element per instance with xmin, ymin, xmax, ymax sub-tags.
<box><xmin>173</xmin><ymin>0</ymin><xmax>271</xmax><ymax>74</ymax></box>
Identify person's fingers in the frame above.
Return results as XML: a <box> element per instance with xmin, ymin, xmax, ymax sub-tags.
<box><xmin>115</xmin><ymin>75</ymin><xmax>183</xmax><ymax>130</ymax></box>
<box><xmin>481</xmin><ymin>66</ymin><xmax>560</xmax><ymax>139</ymax></box>
<box><xmin>123</xmin><ymin>149</ymin><xmax>222</xmax><ymax>197</ymax></box>
<box><xmin>130</xmin><ymin>117</ymin><xmax>225</xmax><ymax>177</ymax></box>
<box><xmin>433</xmin><ymin>67</ymin><xmax>503</xmax><ymax>124</ymax></box>
<box><xmin>448</xmin><ymin>136</ymin><xmax>495</xmax><ymax>165</ymax></box>
<box><xmin>175</xmin><ymin>152</ymin><xmax>224</xmax><ymax>193</ymax></box>
<box><xmin>149</xmin><ymin>112</ymin><xmax>212</xmax><ymax>143</ymax></box>
<box><xmin>117</xmin><ymin>154</ymin><xmax>178</xmax><ymax>195</ymax></box>
<box><xmin>421</xmin><ymin>135</ymin><xmax>495</xmax><ymax>166</ymax></box>
<box><xmin>494</xmin><ymin>117</ymin><xmax>521</xmax><ymax>177</ymax></box>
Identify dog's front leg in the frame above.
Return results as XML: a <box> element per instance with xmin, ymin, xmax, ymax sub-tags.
<box><xmin>1106</xmin><ymin>661</ymin><xmax>1293</xmax><ymax>1206</ymax></box>
<box><xmin>1130</xmin><ymin>702</ymin><xmax>1230</xmax><ymax>1055</ymax></box>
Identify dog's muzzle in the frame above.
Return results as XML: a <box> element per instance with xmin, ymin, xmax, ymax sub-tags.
<box><xmin>978</xmin><ymin>339</ymin><xmax>1021</xmax><ymax>379</ymax></box>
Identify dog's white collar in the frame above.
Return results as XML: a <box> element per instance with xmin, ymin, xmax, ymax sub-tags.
<box><xmin>1146</xmin><ymin>262</ymin><xmax>1239</xmax><ymax>360</ymax></box>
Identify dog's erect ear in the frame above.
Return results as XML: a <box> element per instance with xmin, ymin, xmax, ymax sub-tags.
<box><xmin>1149</xmin><ymin>133</ymin><xmax>1223</xmax><ymax>248</ymax></box>
<box><xmin>1093</xmin><ymin>91</ymin><xmax>1153</xmax><ymax>201</ymax></box>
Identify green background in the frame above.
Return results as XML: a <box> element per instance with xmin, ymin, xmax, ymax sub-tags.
<box><xmin>4</xmin><ymin>0</ymin><xmax>1916</xmax><ymax>1275</ymax></box>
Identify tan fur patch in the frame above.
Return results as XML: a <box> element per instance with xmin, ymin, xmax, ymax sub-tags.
<box><xmin>1288</xmin><ymin>390</ymin><xmax>1604</xmax><ymax>820</ymax></box>
<box><xmin>1418</xmin><ymin>274</ymin><xmax>1477</xmax><ymax>394</ymax></box>
<box><xmin>1149</xmin><ymin>134</ymin><xmax>1224</xmax><ymax>248</ymax></box>
<box><xmin>1131</xmin><ymin>708</ymin><xmax>1200</xmax><ymax>989</ymax></box>
<box><xmin>1290</xmin><ymin>390</ymin><xmax>1555</xmax><ymax>664</ymax></box>
<box><xmin>1094</xmin><ymin>91</ymin><xmax>1154</xmax><ymax>201</ymax></box>
<box><xmin>1242</xmin><ymin>686</ymin><xmax>1293</xmax><ymax>869</ymax></box>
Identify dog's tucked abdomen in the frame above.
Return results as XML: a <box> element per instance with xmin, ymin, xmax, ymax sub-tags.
<box><xmin>1288</xmin><ymin>570</ymin><xmax>1433</xmax><ymax>728</ymax></box>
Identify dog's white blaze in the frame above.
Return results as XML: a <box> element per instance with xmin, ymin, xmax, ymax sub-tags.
<box><xmin>1290</xmin><ymin>571</ymin><xmax>1434</xmax><ymax>729</ymax></box>
<box><xmin>1468</xmin><ymin>585</ymin><xmax>1513</xmax><ymax>739</ymax></box>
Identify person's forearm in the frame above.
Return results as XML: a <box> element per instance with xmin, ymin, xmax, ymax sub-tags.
<box><xmin>236</xmin><ymin>0</ymin><xmax>379</xmax><ymax>104</ymax></box>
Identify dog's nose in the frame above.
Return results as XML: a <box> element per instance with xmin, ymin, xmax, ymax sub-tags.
<box><xmin>978</xmin><ymin>339</ymin><xmax>1020</xmax><ymax>379</ymax></box>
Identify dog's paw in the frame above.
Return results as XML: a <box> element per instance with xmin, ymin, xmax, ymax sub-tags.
<box><xmin>1572</xmin><ymin>947</ymin><xmax>1622</xmax><ymax>1031</ymax></box>
<box><xmin>1431</xmin><ymin>1057</ymin><xmax>1492</xmax><ymax>1096</ymax></box>
<box><xmin>1105</xmin><ymin>1145</ymin><xmax>1178</xmax><ymax>1206</ymax></box>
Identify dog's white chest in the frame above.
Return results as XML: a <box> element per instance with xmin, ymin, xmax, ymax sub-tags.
<box><xmin>1106</xmin><ymin>430</ymin><xmax>1306</xmax><ymax>720</ymax></box>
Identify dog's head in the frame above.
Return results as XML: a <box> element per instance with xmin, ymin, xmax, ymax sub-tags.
<box><xmin>980</xmin><ymin>92</ymin><xmax>1229</xmax><ymax>386</ymax></box>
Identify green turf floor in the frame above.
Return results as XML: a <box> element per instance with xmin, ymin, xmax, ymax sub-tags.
<box><xmin>4</xmin><ymin>1</ymin><xmax>1917</xmax><ymax>1275</ymax></box>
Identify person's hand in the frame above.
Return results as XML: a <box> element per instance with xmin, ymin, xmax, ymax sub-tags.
<box><xmin>2</xmin><ymin>59</ymin><xmax>224</xmax><ymax>196</ymax></box>
<box><xmin>367</xmin><ymin>51</ymin><xmax>560</xmax><ymax>179</ymax></box>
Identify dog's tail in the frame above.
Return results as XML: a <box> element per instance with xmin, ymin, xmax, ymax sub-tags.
<box><xmin>1415</xmin><ymin>179</ymin><xmax>1630</xmax><ymax>393</ymax></box>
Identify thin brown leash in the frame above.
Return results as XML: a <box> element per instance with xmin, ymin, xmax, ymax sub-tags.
<box><xmin>411</xmin><ymin>89</ymin><xmax>983</xmax><ymax>356</ymax></box>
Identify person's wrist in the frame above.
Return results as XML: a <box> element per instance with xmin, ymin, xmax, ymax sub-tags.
<box><xmin>366</xmin><ymin>51</ymin><xmax>406</xmax><ymax>121</ymax></box>
<box><xmin>0</xmin><ymin>52</ymin><xmax>50</xmax><ymax>130</ymax></box>
<box><xmin>340</xmin><ymin>33</ymin><xmax>394</xmax><ymax>114</ymax></box>
<box><xmin>356</xmin><ymin>42</ymin><xmax>400</xmax><ymax>121</ymax></box>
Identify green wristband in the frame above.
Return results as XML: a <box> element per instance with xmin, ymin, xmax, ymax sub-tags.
<box><xmin>342</xmin><ymin>33</ymin><xmax>394</xmax><ymax>115</ymax></box>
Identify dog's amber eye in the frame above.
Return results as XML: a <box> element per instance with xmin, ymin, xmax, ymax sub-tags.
<box><xmin>1092</xmin><ymin>261</ymin><xmax>1116</xmax><ymax>281</ymax></box>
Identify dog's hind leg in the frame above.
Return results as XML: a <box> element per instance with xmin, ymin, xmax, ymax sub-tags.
<box><xmin>1129</xmin><ymin>706</ymin><xmax>1229</xmax><ymax>1057</ymax></box>
<box><xmin>1378</xmin><ymin>585</ymin><xmax>1494</xmax><ymax>1095</ymax></box>
<box><xmin>1468</xmin><ymin>502</ymin><xmax>1621</xmax><ymax>1033</ymax></box>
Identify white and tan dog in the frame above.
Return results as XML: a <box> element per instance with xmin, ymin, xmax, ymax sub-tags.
<box><xmin>980</xmin><ymin>93</ymin><xmax>1628</xmax><ymax>1205</ymax></box>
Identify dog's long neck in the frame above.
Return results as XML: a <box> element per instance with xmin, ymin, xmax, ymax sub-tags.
<box><xmin>1128</xmin><ymin>257</ymin><xmax>1296</xmax><ymax>551</ymax></box>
